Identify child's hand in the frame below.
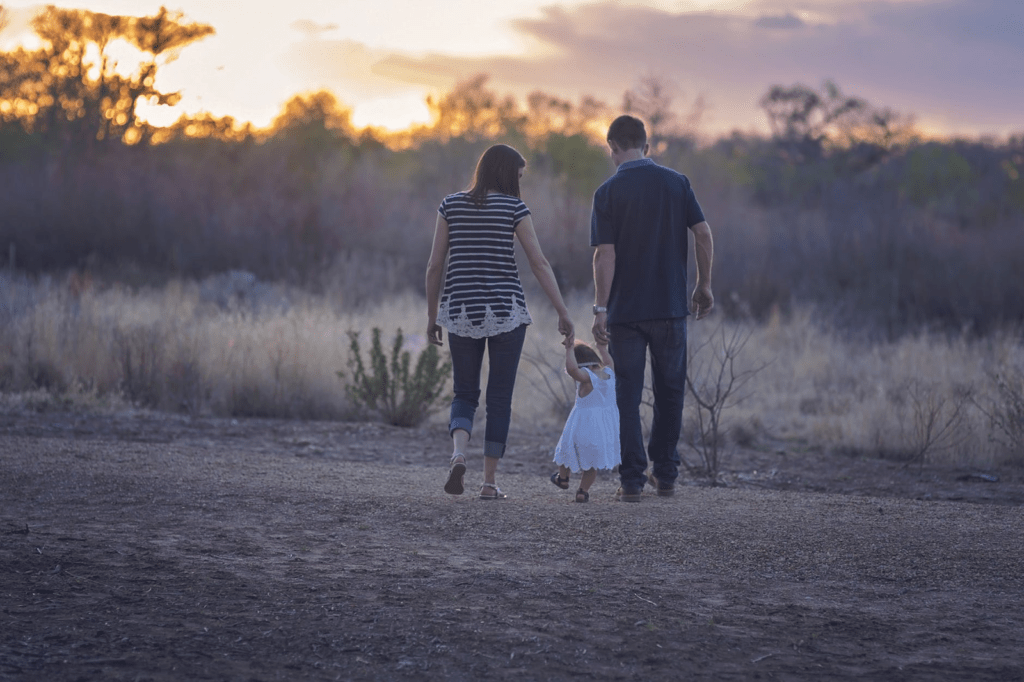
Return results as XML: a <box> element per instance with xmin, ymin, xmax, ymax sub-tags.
<box><xmin>562</xmin><ymin>336</ymin><xmax>574</xmax><ymax>349</ymax></box>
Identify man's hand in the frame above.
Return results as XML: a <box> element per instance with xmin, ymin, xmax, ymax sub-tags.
<box><xmin>592</xmin><ymin>311</ymin><xmax>610</xmax><ymax>344</ymax></box>
<box><xmin>691</xmin><ymin>284</ymin><xmax>714</xmax><ymax>320</ymax></box>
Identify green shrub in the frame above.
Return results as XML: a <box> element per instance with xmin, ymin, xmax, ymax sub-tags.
<box><xmin>340</xmin><ymin>327</ymin><xmax>452</xmax><ymax>427</ymax></box>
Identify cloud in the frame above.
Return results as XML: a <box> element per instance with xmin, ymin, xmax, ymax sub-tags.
<box><xmin>290</xmin><ymin>20</ymin><xmax>340</xmax><ymax>38</ymax></box>
<box><xmin>283</xmin><ymin>0</ymin><xmax>1024</xmax><ymax>136</ymax></box>
<box><xmin>0</xmin><ymin>5</ymin><xmax>42</xmax><ymax>47</ymax></box>
<box><xmin>282</xmin><ymin>37</ymin><xmax>428</xmax><ymax>99</ymax></box>
<box><xmin>754</xmin><ymin>13</ymin><xmax>806</xmax><ymax>30</ymax></box>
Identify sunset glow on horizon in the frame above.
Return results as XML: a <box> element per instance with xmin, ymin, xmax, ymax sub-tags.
<box><xmin>1</xmin><ymin>0</ymin><xmax>1021</xmax><ymax>139</ymax></box>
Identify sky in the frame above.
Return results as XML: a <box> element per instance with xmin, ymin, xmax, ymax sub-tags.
<box><xmin>1</xmin><ymin>0</ymin><xmax>1021</xmax><ymax>138</ymax></box>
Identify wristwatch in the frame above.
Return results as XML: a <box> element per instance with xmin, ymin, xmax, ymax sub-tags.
<box><xmin>592</xmin><ymin>305</ymin><xmax>607</xmax><ymax>315</ymax></box>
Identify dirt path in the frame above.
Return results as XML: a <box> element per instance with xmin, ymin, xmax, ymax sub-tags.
<box><xmin>2</xmin><ymin>412</ymin><xmax>1023</xmax><ymax>681</ymax></box>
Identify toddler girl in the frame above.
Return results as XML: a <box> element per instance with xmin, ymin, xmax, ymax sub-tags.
<box><xmin>550</xmin><ymin>339</ymin><xmax>620</xmax><ymax>502</ymax></box>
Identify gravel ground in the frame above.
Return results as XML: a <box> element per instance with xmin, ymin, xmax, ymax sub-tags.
<box><xmin>2</xmin><ymin>411</ymin><xmax>1023</xmax><ymax>681</ymax></box>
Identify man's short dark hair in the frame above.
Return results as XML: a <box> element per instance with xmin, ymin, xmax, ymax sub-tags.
<box><xmin>607</xmin><ymin>115</ymin><xmax>647</xmax><ymax>150</ymax></box>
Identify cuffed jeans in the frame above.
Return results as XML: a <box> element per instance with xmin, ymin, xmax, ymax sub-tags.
<box><xmin>609</xmin><ymin>318</ymin><xmax>687</xmax><ymax>490</ymax></box>
<box><xmin>447</xmin><ymin>324</ymin><xmax>527</xmax><ymax>459</ymax></box>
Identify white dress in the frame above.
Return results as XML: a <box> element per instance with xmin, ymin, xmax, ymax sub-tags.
<box><xmin>553</xmin><ymin>367</ymin><xmax>620</xmax><ymax>472</ymax></box>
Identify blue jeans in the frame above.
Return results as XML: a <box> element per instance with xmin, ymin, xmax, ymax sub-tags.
<box><xmin>609</xmin><ymin>318</ymin><xmax>687</xmax><ymax>489</ymax></box>
<box><xmin>447</xmin><ymin>324</ymin><xmax>527</xmax><ymax>458</ymax></box>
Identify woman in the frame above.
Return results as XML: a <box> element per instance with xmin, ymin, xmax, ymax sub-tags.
<box><xmin>426</xmin><ymin>144</ymin><xmax>574</xmax><ymax>499</ymax></box>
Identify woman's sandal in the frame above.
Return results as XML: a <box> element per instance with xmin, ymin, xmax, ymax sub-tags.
<box><xmin>575</xmin><ymin>488</ymin><xmax>589</xmax><ymax>503</ymax></box>
<box><xmin>444</xmin><ymin>453</ymin><xmax>467</xmax><ymax>495</ymax></box>
<box><xmin>479</xmin><ymin>482</ymin><xmax>508</xmax><ymax>500</ymax></box>
<box><xmin>550</xmin><ymin>472</ymin><xmax>569</xmax><ymax>490</ymax></box>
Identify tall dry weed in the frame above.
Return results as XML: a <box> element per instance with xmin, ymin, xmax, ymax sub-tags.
<box><xmin>1</xmin><ymin>274</ymin><xmax>1021</xmax><ymax>467</ymax></box>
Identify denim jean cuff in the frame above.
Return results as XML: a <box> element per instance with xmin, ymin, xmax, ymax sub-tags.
<box><xmin>483</xmin><ymin>440</ymin><xmax>506</xmax><ymax>458</ymax></box>
<box><xmin>449</xmin><ymin>417</ymin><xmax>473</xmax><ymax>439</ymax></box>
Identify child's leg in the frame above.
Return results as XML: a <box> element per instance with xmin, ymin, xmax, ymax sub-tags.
<box><xmin>575</xmin><ymin>469</ymin><xmax>597</xmax><ymax>502</ymax></box>
<box><xmin>579</xmin><ymin>468</ymin><xmax>597</xmax><ymax>492</ymax></box>
<box><xmin>559</xmin><ymin>465</ymin><xmax>571</xmax><ymax>481</ymax></box>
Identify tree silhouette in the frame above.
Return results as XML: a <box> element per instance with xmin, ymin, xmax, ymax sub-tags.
<box><xmin>423</xmin><ymin>75</ymin><xmax>526</xmax><ymax>142</ymax></box>
<box><xmin>0</xmin><ymin>5</ymin><xmax>214</xmax><ymax>147</ymax></box>
<box><xmin>759</xmin><ymin>80</ymin><xmax>867</xmax><ymax>161</ymax></box>
<box><xmin>757</xmin><ymin>79</ymin><xmax>917</xmax><ymax>178</ymax></box>
<box><xmin>623</xmin><ymin>75</ymin><xmax>705</xmax><ymax>152</ymax></box>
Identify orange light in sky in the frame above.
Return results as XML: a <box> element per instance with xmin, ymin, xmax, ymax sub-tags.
<box><xmin>1</xmin><ymin>0</ymin><xmax>1020</xmax><ymax>138</ymax></box>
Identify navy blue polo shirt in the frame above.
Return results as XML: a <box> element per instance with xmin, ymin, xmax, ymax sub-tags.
<box><xmin>590</xmin><ymin>158</ymin><xmax>705</xmax><ymax>325</ymax></box>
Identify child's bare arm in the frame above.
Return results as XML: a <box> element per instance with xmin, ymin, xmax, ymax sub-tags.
<box><xmin>596</xmin><ymin>341</ymin><xmax>614</xmax><ymax>371</ymax></box>
<box><xmin>564</xmin><ymin>343</ymin><xmax>591</xmax><ymax>384</ymax></box>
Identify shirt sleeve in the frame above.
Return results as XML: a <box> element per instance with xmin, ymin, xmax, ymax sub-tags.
<box><xmin>590</xmin><ymin>184</ymin><xmax>615</xmax><ymax>246</ymax></box>
<box><xmin>438</xmin><ymin>195</ymin><xmax>449</xmax><ymax>220</ymax></box>
<box><xmin>512</xmin><ymin>199</ymin><xmax>531</xmax><ymax>227</ymax></box>
<box><xmin>685</xmin><ymin>181</ymin><xmax>706</xmax><ymax>227</ymax></box>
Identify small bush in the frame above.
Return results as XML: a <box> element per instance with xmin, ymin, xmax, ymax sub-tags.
<box><xmin>166</xmin><ymin>357</ymin><xmax>205</xmax><ymax>414</ymax></box>
<box><xmin>976</xmin><ymin>368</ymin><xmax>1024</xmax><ymax>463</ymax></box>
<box><xmin>520</xmin><ymin>342</ymin><xmax>575</xmax><ymax>423</ymax></box>
<box><xmin>114</xmin><ymin>327</ymin><xmax>163</xmax><ymax>407</ymax></box>
<box><xmin>890</xmin><ymin>378</ymin><xmax>972</xmax><ymax>467</ymax></box>
<box><xmin>340</xmin><ymin>327</ymin><xmax>452</xmax><ymax>427</ymax></box>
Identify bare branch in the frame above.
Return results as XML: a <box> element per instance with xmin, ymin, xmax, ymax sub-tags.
<box><xmin>520</xmin><ymin>343</ymin><xmax>575</xmax><ymax>421</ymax></box>
<box><xmin>683</xmin><ymin>322</ymin><xmax>769</xmax><ymax>480</ymax></box>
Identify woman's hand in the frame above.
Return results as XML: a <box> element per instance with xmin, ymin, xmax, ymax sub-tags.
<box><xmin>558</xmin><ymin>313</ymin><xmax>575</xmax><ymax>347</ymax></box>
<box><xmin>427</xmin><ymin>321</ymin><xmax>444</xmax><ymax>347</ymax></box>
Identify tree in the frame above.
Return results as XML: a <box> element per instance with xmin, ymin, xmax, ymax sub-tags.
<box><xmin>525</xmin><ymin>91</ymin><xmax>606</xmax><ymax>142</ymax></box>
<box><xmin>0</xmin><ymin>6</ymin><xmax>214</xmax><ymax>147</ymax></box>
<box><xmin>759</xmin><ymin>79</ymin><xmax>867</xmax><ymax>161</ymax></box>
<box><xmin>423</xmin><ymin>74</ymin><xmax>526</xmax><ymax>142</ymax></box>
<box><xmin>153</xmin><ymin>112</ymin><xmax>254</xmax><ymax>144</ymax></box>
<box><xmin>268</xmin><ymin>90</ymin><xmax>354</xmax><ymax>137</ymax></box>
<box><xmin>623</xmin><ymin>75</ymin><xmax>705</xmax><ymax>153</ymax></box>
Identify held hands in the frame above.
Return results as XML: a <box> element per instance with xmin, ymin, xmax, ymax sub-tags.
<box><xmin>592</xmin><ymin>311</ymin><xmax>609</xmax><ymax>345</ymax></box>
<box><xmin>691</xmin><ymin>284</ymin><xmax>714</xmax><ymax>320</ymax></box>
<box><xmin>558</xmin><ymin>313</ymin><xmax>575</xmax><ymax>347</ymax></box>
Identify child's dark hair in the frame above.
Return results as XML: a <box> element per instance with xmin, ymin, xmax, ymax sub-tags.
<box><xmin>607</xmin><ymin>115</ymin><xmax>647</xmax><ymax>150</ymax></box>
<box><xmin>467</xmin><ymin>144</ymin><xmax>526</xmax><ymax>204</ymax></box>
<box><xmin>573</xmin><ymin>341</ymin><xmax>602</xmax><ymax>367</ymax></box>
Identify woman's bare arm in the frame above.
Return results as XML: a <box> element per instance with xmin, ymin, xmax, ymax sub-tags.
<box><xmin>514</xmin><ymin>215</ymin><xmax>574</xmax><ymax>345</ymax></box>
<box><xmin>425</xmin><ymin>213</ymin><xmax>449</xmax><ymax>346</ymax></box>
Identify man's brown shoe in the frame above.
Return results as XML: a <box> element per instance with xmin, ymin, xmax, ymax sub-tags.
<box><xmin>648</xmin><ymin>473</ymin><xmax>675</xmax><ymax>497</ymax></box>
<box><xmin>615</xmin><ymin>486</ymin><xmax>642</xmax><ymax>502</ymax></box>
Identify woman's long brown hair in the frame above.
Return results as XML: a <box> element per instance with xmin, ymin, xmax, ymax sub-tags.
<box><xmin>467</xmin><ymin>144</ymin><xmax>526</xmax><ymax>205</ymax></box>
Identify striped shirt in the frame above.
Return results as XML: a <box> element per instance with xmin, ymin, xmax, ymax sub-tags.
<box><xmin>437</xmin><ymin>192</ymin><xmax>533</xmax><ymax>338</ymax></box>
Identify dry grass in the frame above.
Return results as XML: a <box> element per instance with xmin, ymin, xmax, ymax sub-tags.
<box><xmin>1</xmin><ymin>271</ymin><xmax>1021</xmax><ymax>467</ymax></box>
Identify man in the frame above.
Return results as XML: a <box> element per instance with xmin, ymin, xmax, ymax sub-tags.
<box><xmin>591</xmin><ymin>115</ymin><xmax>714</xmax><ymax>502</ymax></box>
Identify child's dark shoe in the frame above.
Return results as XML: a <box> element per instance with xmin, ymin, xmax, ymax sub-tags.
<box><xmin>550</xmin><ymin>472</ymin><xmax>569</xmax><ymax>490</ymax></box>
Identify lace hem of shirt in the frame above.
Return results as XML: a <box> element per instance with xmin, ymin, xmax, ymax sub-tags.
<box><xmin>438</xmin><ymin>301</ymin><xmax>533</xmax><ymax>338</ymax></box>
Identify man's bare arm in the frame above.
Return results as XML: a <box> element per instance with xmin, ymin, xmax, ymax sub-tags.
<box><xmin>592</xmin><ymin>244</ymin><xmax>615</xmax><ymax>343</ymax></box>
<box><xmin>689</xmin><ymin>221</ymin><xmax>714</xmax><ymax>320</ymax></box>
